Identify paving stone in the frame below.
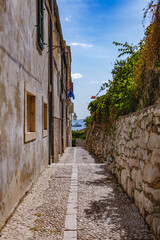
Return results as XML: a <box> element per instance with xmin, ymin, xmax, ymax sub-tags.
<box><xmin>67</xmin><ymin>203</ymin><xmax>77</xmax><ymax>215</ymax></box>
<box><xmin>76</xmin><ymin>147</ymin><xmax>156</xmax><ymax>240</ymax></box>
<box><xmin>0</xmin><ymin>147</ymin><xmax>156</xmax><ymax>240</ymax></box>
<box><xmin>65</xmin><ymin>214</ymin><xmax>77</xmax><ymax>230</ymax></box>
<box><xmin>64</xmin><ymin>230</ymin><xmax>77</xmax><ymax>239</ymax></box>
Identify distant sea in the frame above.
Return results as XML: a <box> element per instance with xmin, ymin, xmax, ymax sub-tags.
<box><xmin>72</xmin><ymin>119</ymin><xmax>86</xmax><ymax>131</ymax></box>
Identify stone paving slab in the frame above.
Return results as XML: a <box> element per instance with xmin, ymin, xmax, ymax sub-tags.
<box><xmin>63</xmin><ymin>148</ymin><xmax>78</xmax><ymax>239</ymax></box>
<box><xmin>63</xmin><ymin>230</ymin><xmax>77</xmax><ymax>239</ymax></box>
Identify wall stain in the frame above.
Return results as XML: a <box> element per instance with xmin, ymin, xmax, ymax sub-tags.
<box><xmin>0</xmin><ymin>127</ymin><xmax>7</xmax><ymax>161</ymax></box>
<box><xmin>15</xmin><ymin>144</ymin><xmax>21</xmax><ymax>167</ymax></box>
<box><xmin>20</xmin><ymin>164</ymin><xmax>34</xmax><ymax>186</ymax></box>
<box><xmin>156</xmin><ymin>181</ymin><xmax>160</xmax><ymax>189</ymax></box>
<box><xmin>8</xmin><ymin>101</ymin><xmax>13</xmax><ymax>116</ymax></box>
<box><xmin>41</xmin><ymin>142</ymin><xmax>44</xmax><ymax>161</ymax></box>
<box><xmin>0</xmin><ymin>82</ymin><xmax>6</xmax><ymax>103</ymax></box>
<box><xmin>2</xmin><ymin>112</ymin><xmax>9</xmax><ymax>123</ymax></box>
<box><xmin>16</xmin><ymin>29</ymin><xmax>20</xmax><ymax>43</ymax></box>
<box><xmin>0</xmin><ymin>46</ymin><xmax>42</xmax><ymax>84</ymax></box>
<box><xmin>0</xmin><ymin>1</ymin><xmax>7</xmax><ymax>12</ymax></box>
<box><xmin>0</xmin><ymin>1</ymin><xmax>6</xmax><ymax>31</ymax></box>
<box><xmin>14</xmin><ymin>81</ymin><xmax>21</xmax><ymax>124</ymax></box>
<box><xmin>28</xmin><ymin>61</ymin><xmax>31</xmax><ymax>73</ymax></box>
<box><xmin>0</xmin><ymin>189</ymin><xmax>2</xmax><ymax>202</ymax></box>
<box><xmin>15</xmin><ymin>169</ymin><xmax>18</xmax><ymax>177</ymax></box>
<box><xmin>19</xmin><ymin>17</ymin><xmax>24</xmax><ymax>29</ymax></box>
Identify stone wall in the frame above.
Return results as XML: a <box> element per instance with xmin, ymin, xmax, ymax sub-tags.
<box><xmin>86</xmin><ymin>104</ymin><xmax>160</xmax><ymax>239</ymax></box>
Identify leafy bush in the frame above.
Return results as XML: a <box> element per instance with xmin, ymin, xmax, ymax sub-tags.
<box><xmin>88</xmin><ymin>43</ymin><xmax>141</xmax><ymax>123</ymax></box>
<box><xmin>72</xmin><ymin>138</ymin><xmax>76</xmax><ymax>147</ymax></box>
<box><xmin>72</xmin><ymin>130</ymin><xmax>86</xmax><ymax>140</ymax></box>
<box><xmin>84</xmin><ymin>116</ymin><xmax>93</xmax><ymax>127</ymax></box>
<box><xmin>72</xmin><ymin>130</ymin><xmax>86</xmax><ymax>146</ymax></box>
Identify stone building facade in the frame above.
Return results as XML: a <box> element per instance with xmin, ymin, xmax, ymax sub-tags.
<box><xmin>0</xmin><ymin>0</ymin><xmax>73</xmax><ymax>229</ymax></box>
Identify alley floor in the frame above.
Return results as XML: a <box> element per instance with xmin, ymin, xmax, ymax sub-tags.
<box><xmin>0</xmin><ymin>147</ymin><xmax>156</xmax><ymax>240</ymax></box>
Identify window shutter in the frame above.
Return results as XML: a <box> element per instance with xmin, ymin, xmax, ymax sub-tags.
<box><xmin>38</xmin><ymin>0</ymin><xmax>44</xmax><ymax>50</ymax></box>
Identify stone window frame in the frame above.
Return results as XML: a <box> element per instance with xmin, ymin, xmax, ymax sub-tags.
<box><xmin>24</xmin><ymin>83</ymin><xmax>37</xmax><ymax>143</ymax></box>
<box><xmin>42</xmin><ymin>96</ymin><xmax>48</xmax><ymax>138</ymax></box>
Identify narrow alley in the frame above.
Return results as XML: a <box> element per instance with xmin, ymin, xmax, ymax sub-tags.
<box><xmin>0</xmin><ymin>147</ymin><xmax>155</xmax><ymax>240</ymax></box>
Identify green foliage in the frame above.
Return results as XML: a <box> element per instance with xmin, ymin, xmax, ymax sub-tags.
<box><xmin>72</xmin><ymin>138</ymin><xmax>76</xmax><ymax>147</ymax></box>
<box><xmin>84</xmin><ymin>116</ymin><xmax>93</xmax><ymax>127</ymax></box>
<box><xmin>72</xmin><ymin>130</ymin><xmax>86</xmax><ymax>140</ymax></box>
<box><xmin>88</xmin><ymin>43</ymin><xmax>141</xmax><ymax>123</ymax></box>
<box><xmin>72</xmin><ymin>130</ymin><xmax>86</xmax><ymax>147</ymax></box>
<box><xmin>115</xmin><ymin>147</ymin><xmax>120</xmax><ymax>157</ymax></box>
<box><xmin>113</xmin><ymin>41</ymin><xmax>138</xmax><ymax>57</ymax></box>
<box><xmin>135</xmin><ymin>1</ymin><xmax>160</xmax><ymax>108</ymax></box>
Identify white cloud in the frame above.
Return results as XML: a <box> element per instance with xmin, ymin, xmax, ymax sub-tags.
<box><xmin>65</xmin><ymin>16</ymin><xmax>71</xmax><ymax>22</ymax></box>
<box><xmin>65</xmin><ymin>17</ymin><xmax>70</xmax><ymax>22</ymax></box>
<box><xmin>71</xmin><ymin>73</ymin><xmax>83</xmax><ymax>79</ymax></box>
<box><xmin>70</xmin><ymin>42</ymin><xmax>93</xmax><ymax>48</ymax></box>
<box><xmin>89</xmin><ymin>81</ymin><xmax>99</xmax><ymax>84</ymax></box>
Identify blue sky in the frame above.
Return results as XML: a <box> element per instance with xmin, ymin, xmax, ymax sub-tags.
<box><xmin>57</xmin><ymin>0</ymin><xmax>149</xmax><ymax>119</ymax></box>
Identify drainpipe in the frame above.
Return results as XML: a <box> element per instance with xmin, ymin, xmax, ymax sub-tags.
<box><xmin>61</xmin><ymin>51</ymin><xmax>64</xmax><ymax>153</ymax></box>
<box><xmin>49</xmin><ymin>0</ymin><xmax>54</xmax><ymax>163</ymax></box>
<box><xmin>66</xmin><ymin>62</ymin><xmax>68</xmax><ymax>147</ymax></box>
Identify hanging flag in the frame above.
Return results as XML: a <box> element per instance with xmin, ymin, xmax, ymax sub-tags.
<box><xmin>68</xmin><ymin>89</ymin><xmax>75</xmax><ymax>99</ymax></box>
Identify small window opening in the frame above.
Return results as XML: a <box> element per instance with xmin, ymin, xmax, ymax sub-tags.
<box><xmin>27</xmin><ymin>94</ymin><xmax>36</xmax><ymax>132</ymax></box>
<box><xmin>43</xmin><ymin>103</ymin><xmax>47</xmax><ymax>130</ymax></box>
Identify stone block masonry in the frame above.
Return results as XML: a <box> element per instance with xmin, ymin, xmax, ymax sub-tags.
<box><xmin>86</xmin><ymin>103</ymin><xmax>160</xmax><ymax>239</ymax></box>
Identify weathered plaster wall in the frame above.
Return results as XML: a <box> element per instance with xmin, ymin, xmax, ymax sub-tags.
<box><xmin>67</xmin><ymin>101</ymin><xmax>73</xmax><ymax>147</ymax></box>
<box><xmin>86</xmin><ymin>104</ymin><xmax>160</xmax><ymax>239</ymax></box>
<box><xmin>53</xmin><ymin>21</ymin><xmax>62</xmax><ymax>162</ymax></box>
<box><xmin>63</xmin><ymin>101</ymin><xmax>67</xmax><ymax>150</ymax></box>
<box><xmin>0</xmin><ymin>0</ymin><xmax>49</xmax><ymax>229</ymax></box>
<box><xmin>54</xmin><ymin>118</ymin><xmax>61</xmax><ymax>162</ymax></box>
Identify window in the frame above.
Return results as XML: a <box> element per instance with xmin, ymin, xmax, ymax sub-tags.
<box><xmin>43</xmin><ymin>103</ymin><xmax>47</xmax><ymax>130</ymax></box>
<box><xmin>27</xmin><ymin>94</ymin><xmax>36</xmax><ymax>132</ymax></box>
<box><xmin>25</xmin><ymin>84</ymin><xmax>36</xmax><ymax>142</ymax></box>
<box><xmin>38</xmin><ymin>0</ymin><xmax>44</xmax><ymax>51</ymax></box>
<box><xmin>43</xmin><ymin>97</ymin><xmax>48</xmax><ymax>137</ymax></box>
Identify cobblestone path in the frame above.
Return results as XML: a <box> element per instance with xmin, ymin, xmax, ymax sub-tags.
<box><xmin>0</xmin><ymin>147</ymin><xmax>156</xmax><ymax>240</ymax></box>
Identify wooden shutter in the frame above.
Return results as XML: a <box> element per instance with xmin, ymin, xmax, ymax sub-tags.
<box><xmin>38</xmin><ymin>0</ymin><xmax>44</xmax><ymax>50</ymax></box>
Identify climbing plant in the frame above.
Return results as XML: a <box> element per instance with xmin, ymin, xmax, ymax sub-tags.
<box><xmin>135</xmin><ymin>0</ymin><xmax>160</xmax><ymax>107</ymax></box>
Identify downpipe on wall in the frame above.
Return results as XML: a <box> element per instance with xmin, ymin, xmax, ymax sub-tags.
<box><xmin>48</xmin><ymin>0</ymin><xmax>54</xmax><ymax>164</ymax></box>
